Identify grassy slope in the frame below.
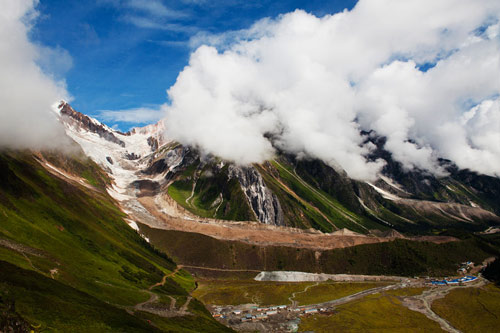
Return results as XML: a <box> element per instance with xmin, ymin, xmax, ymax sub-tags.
<box><xmin>168</xmin><ymin>163</ymin><xmax>255</xmax><ymax>221</ymax></box>
<box><xmin>167</xmin><ymin>155</ymin><xmax>386</xmax><ymax>233</ymax></box>
<box><xmin>138</xmin><ymin>225</ymin><xmax>499</xmax><ymax>277</ymax></box>
<box><xmin>271</xmin><ymin>160</ymin><xmax>366</xmax><ymax>232</ymax></box>
<box><xmin>0</xmin><ymin>260</ymin><xmax>156</xmax><ymax>333</ymax></box>
<box><xmin>0</xmin><ymin>150</ymin><xmax>230</xmax><ymax>332</ymax></box>
<box><xmin>298</xmin><ymin>292</ymin><xmax>442</xmax><ymax>332</ymax></box>
<box><xmin>432</xmin><ymin>284</ymin><xmax>500</xmax><ymax>332</ymax></box>
<box><xmin>258</xmin><ymin>160</ymin><xmax>386</xmax><ymax>233</ymax></box>
<box><xmin>166</xmin><ymin>153</ymin><xmax>498</xmax><ymax>235</ymax></box>
<box><xmin>255</xmin><ymin>163</ymin><xmax>333</xmax><ymax>231</ymax></box>
<box><xmin>192</xmin><ymin>279</ymin><xmax>389</xmax><ymax>307</ymax></box>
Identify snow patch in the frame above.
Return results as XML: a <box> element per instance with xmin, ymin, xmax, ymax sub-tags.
<box><xmin>366</xmin><ymin>182</ymin><xmax>401</xmax><ymax>201</ymax></box>
<box><xmin>469</xmin><ymin>201</ymin><xmax>479</xmax><ymax>208</ymax></box>
<box><xmin>125</xmin><ymin>219</ymin><xmax>140</xmax><ymax>231</ymax></box>
<box><xmin>380</xmin><ymin>175</ymin><xmax>408</xmax><ymax>194</ymax></box>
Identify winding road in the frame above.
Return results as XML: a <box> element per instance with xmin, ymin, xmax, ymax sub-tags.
<box><xmin>132</xmin><ymin>266</ymin><xmax>192</xmax><ymax>317</ymax></box>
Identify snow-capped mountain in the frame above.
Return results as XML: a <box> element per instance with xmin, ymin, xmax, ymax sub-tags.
<box><xmin>57</xmin><ymin>102</ymin><xmax>500</xmax><ymax>239</ymax></box>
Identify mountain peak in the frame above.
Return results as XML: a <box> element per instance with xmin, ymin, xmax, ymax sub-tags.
<box><xmin>58</xmin><ymin>102</ymin><xmax>125</xmax><ymax>147</ymax></box>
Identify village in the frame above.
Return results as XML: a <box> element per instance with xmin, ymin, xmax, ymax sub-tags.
<box><xmin>206</xmin><ymin>261</ymin><xmax>484</xmax><ymax>332</ymax></box>
<box><xmin>210</xmin><ymin>303</ymin><xmax>335</xmax><ymax>332</ymax></box>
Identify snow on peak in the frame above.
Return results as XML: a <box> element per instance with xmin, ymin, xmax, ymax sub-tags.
<box><xmin>57</xmin><ymin>102</ymin><xmax>172</xmax><ymax>202</ymax></box>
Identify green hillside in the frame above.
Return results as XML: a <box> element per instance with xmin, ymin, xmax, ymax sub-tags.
<box><xmin>0</xmin><ymin>150</ymin><xmax>231</xmax><ymax>332</ymax></box>
<box><xmin>138</xmin><ymin>224</ymin><xmax>499</xmax><ymax>277</ymax></box>
<box><xmin>168</xmin><ymin>161</ymin><xmax>256</xmax><ymax>221</ymax></box>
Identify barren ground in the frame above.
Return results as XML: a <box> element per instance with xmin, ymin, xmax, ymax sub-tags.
<box><xmin>133</xmin><ymin>193</ymin><xmax>456</xmax><ymax>251</ymax></box>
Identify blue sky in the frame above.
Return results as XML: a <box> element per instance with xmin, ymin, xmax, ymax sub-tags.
<box><xmin>32</xmin><ymin>0</ymin><xmax>356</xmax><ymax>130</ymax></box>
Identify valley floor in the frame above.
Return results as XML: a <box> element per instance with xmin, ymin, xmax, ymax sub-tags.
<box><xmin>189</xmin><ymin>269</ymin><xmax>498</xmax><ymax>333</ymax></box>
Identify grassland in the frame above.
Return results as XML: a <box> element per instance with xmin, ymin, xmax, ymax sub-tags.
<box><xmin>299</xmin><ymin>292</ymin><xmax>443</xmax><ymax>332</ymax></box>
<box><xmin>193</xmin><ymin>279</ymin><xmax>314</xmax><ymax>306</ymax></box>
<box><xmin>192</xmin><ymin>279</ymin><xmax>391</xmax><ymax>307</ymax></box>
<box><xmin>0</xmin><ymin>150</ymin><xmax>230</xmax><ymax>332</ymax></box>
<box><xmin>293</xmin><ymin>282</ymin><xmax>389</xmax><ymax>305</ymax></box>
<box><xmin>431</xmin><ymin>284</ymin><xmax>500</xmax><ymax>332</ymax></box>
<box><xmin>385</xmin><ymin>287</ymin><xmax>427</xmax><ymax>297</ymax></box>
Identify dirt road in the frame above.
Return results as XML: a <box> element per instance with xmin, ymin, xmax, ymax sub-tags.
<box><xmin>133</xmin><ymin>266</ymin><xmax>191</xmax><ymax>318</ymax></box>
<box><xmin>180</xmin><ymin>265</ymin><xmax>261</xmax><ymax>273</ymax></box>
<box><xmin>401</xmin><ymin>278</ymin><xmax>487</xmax><ymax>333</ymax></box>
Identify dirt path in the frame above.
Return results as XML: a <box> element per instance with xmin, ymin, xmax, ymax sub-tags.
<box><xmin>180</xmin><ymin>296</ymin><xmax>192</xmax><ymax>313</ymax></box>
<box><xmin>288</xmin><ymin>282</ymin><xmax>319</xmax><ymax>307</ymax></box>
<box><xmin>169</xmin><ymin>296</ymin><xmax>176</xmax><ymax>311</ymax></box>
<box><xmin>21</xmin><ymin>253</ymin><xmax>38</xmax><ymax>272</ymax></box>
<box><xmin>134</xmin><ymin>291</ymin><xmax>159</xmax><ymax>312</ymax></box>
<box><xmin>180</xmin><ymin>265</ymin><xmax>261</xmax><ymax>273</ymax></box>
<box><xmin>400</xmin><ymin>279</ymin><xmax>487</xmax><ymax>333</ymax></box>
<box><xmin>401</xmin><ymin>287</ymin><xmax>460</xmax><ymax>333</ymax></box>
<box><xmin>148</xmin><ymin>266</ymin><xmax>180</xmax><ymax>291</ymax></box>
<box><xmin>308</xmin><ymin>283</ymin><xmax>400</xmax><ymax>309</ymax></box>
<box><xmin>132</xmin><ymin>266</ymin><xmax>191</xmax><ymax>317</ymax></box>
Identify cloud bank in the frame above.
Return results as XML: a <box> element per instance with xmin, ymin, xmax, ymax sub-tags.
<box><xmin>163</xmin><ymin>0</ymin><xmax>500</xmax><ymax>180</ymax></box>
<box><xmin>0</xmin><ymin>0</ymin><xmax>70</xmax><ymax>149</ymax></box>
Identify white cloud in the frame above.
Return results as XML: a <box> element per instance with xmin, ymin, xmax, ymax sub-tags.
<box><xmin>120</xmin><ymin>0</ymin><xmax>191</xmax><ymax>32</ymax></box>
<box><xmin>125</xmin><ymin>0</ymin><xmax>187</xmax><ymax>19</ymax></box>
<box><xmin>98</xmin><ymin>106</ymin><xmax>165</xmax><ymax>124</ymax></box>
<box><xmin>160</xmin><ymin>0</ymin><xmax>500</xmax><ymax>180</ymax></box>
<box><xmin>0</xmin><ymin>0</ymin><xmax>71</xmax><ymax>150</ymax></box>
<box><xmin>122</xmin><ymin>15</ymin><xmax>194</xmax><ymax>32</ymax></box>
<box><xmin>36</xmin><ymin>45</ymin><xmax>73</xmax><ymax>79</ymax></box>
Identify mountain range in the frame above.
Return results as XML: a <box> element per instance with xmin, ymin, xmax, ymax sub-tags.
<box><xmin>58</xmin><ymin>101</ymin><xmax>500</xmax><ymax>236</ymax></box>
<box><xmin>1</xmin><ymin>102</ymin><xmax>499</xmax><ymax>332</ymax></box>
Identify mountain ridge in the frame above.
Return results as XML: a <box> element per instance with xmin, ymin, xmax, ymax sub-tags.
<box><xmin>56</xmin><ymin>102</ymin><xmax>500</xmax><ymax>240</ymax></box>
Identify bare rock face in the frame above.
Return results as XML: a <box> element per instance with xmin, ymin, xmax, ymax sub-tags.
<box><xmin>124</xmin><ymin>152</ymin><xmax>140</xmax><ymax>160</ymax></box>
<box><xmin>143</xmin><ymin>146</ymin><xmax>196</xmax><ymax>179</ymax></box>
<box><xmin>59</xmin><ymin>102</ymin><xmax>125</xmax><ymax>147</ymax></box>
<box><xmin>147</xmin><ymin>136</ymin><xmax>158</xmax><ymax>151</ymax></box>
<box><xmin>229</xmin><ymin>165</ymin><xmax>284</xmax><ymax>226</ymax></box>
